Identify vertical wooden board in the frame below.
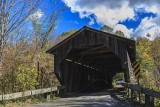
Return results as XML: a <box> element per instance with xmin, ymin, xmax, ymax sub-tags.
<box><xmin>118</xmin><ymin>41</ymin><xmax>124</xmax><ymax>67</ymax></box>
<box><xmin>100</xmin><ymin>35</ymin><xmax>106</xmax><ymax>44</ymax></box>
<box><xmin>88</xmin><ymin>31</ymin><xmax>92</xmax><ymax>45</ymax></box>
<box><xmin>72</xmin><ymin>38</ymin><xmax>75</xmax><ymax>48</ymax></box>
<box><xmin>145</xmin><ymin>94</ymin><xmax>154</xmax><ymax>107</ymax></box>
<box><xmin>96</xmin><ymin>33</ymin><xmax>100</xmax><ymax>44</ymax></box>
<box><xmin>82</xmin><ymin>32</ymin><xmax>87</xmax><ymax>46</ymax></box>
<box><xmin>88</xmin><ymin>31</ymin><xmax>96</xmax><ymax>45</ymax></box>
<box><xmin>72</xmin><ymin>38</ymin><xmax>78</xmax><ymax>48</ymax></box>
<box><xmin>85</xmin><ymin>30</ymin><xmax>90</xmax><ymax>45</ymax></box>
<box><xmin>104</xmin><ymin>36</ymin><xmax>109</xmax><ymax>47</ymax></box>
<box><xmin>83</xmin><ymin>32</ymin><xmax>88</xmax><ymax>46</ymax></box>
<box><xmin>110</xmin><ymin>38</ymin><xmax>113</xmax><ymax>51</ymax></box>
<box><xmin>94</xmin><ymin>32</ymin><xmax>98</xmax><ymax>45</ymax></box>
<box><xmin>108</xmin><ymin>37</ymin><xmax>112</xmax><ymax>50</ymax></box>
<box><xmin>54</xmin><ymin>54</ymin><xmax>57</xmax><ymax>73</ymax></box>
<box><xmin>79</xmin><ymin>32</ymin><xmax>86</xmax><ymax>47</ymax></box>
<box><xmin>56</xmin><ymin>51</ymin><xmax>62</xmax><ymax>76</ymax></box>
<box><xmin>115</xmin><ymin>39</ymin><xmax>118</xmax><ymax>55</ymax></box>
<box><xmin>66</xmin><ymin>62</ymin><xmax>70</xmax><ymax>92</ymax></box>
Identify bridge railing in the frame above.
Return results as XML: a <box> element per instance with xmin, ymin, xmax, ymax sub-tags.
<box><xmin>123</xmin><ymin>83</ymin><xmax>160</xmax><ymax>107</ymax></box>
<box><xmin>0</xmin><ymin>86</ymin><xmax>62</xmax><ymax>101</ymax></box>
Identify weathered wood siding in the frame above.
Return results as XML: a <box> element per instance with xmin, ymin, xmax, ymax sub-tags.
<box><xmin>53</xmin><ymin>29</ymin><xmax>135</xmax><ymax>75</ymax></box>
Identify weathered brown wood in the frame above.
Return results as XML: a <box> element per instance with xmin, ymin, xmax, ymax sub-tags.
<box><xmin>123</xmin><ymin>83</ymin><xmax>160</xmax><ymax>107</ymax></box>
<box><xmin>47</xmin><ymin>26</ymin><xmax>136</xmax><ymax>93</ymax></box>
<box><xmin>145</xmin><ymin>94</ymin><xmax>154</xmax><ymax>107</ymax></box>
<box><xmin>0</xmin><ymin>87</ymin><xmax>58</xmax><ymax>101</ymax></box>
<box><xmin>78</xmin><ymin>45</ymin><xmax>106</xmax><ymax>55</ymax></box>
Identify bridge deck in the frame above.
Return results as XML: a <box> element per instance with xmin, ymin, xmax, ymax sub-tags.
<box><xmin>26</xmin><ymin>90</ymin><xmax>140</xmax><ymax>107</ymax></box>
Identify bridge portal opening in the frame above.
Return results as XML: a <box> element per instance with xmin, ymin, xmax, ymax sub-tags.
<box><xmin>47</xmin><ymin>27</ymin><xmax>136</xmax><ymax>94</ymax></box>
<box><xmin>61</xmin><ymin>45</ymin><xmax>124</xmax><ymax>93</ymax></box>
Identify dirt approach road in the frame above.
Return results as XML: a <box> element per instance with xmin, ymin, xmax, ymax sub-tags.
<box><xmin>26</xmin><ymin>92</ymin><xmax>140</xmax><ymax>107</ymax></box>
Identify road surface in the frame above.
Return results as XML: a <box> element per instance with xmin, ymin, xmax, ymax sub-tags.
<box><xmin>25</xmin><ymin>92</ymin><xmax>140</xmax><ymax>107</ymax></box>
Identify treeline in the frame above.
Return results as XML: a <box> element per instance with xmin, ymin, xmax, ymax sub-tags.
<box><xmin>101</xmin><ymin>24</ymin><xmax>160</xmax><ymax>105</ymax></box>
<box><xmin>137</xmin><ymin>37</ymin><xmax>160</xmax><ymax>89</ymax></box>
<box><xmin>0</xmin><ymin>0</ymin><xmax>64</xmax><ymax>94</ymax></box>
<box><xmin>136</xmin><ymin>36</ymin><xmax>160</xmax><ymax>106</ymax></box>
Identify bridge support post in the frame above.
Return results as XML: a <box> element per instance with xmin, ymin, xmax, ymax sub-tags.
<box><xmin>44</xmin><ymin>93</ymin><xmax>51</xmax><ymax>101</ymax></box>
<box><xmin>145</xmin><ymin>95</ymin><xmax>154</xmax><ymax>107</ymax></box>
<box><xmin>127</xmin><ymin>88</ymin><xmax>130</xmax><ymax>97</ymax></box>
<box><xmin>131</xmin><ymin>89</ymin><xmax>133</xmax><ymax>99</ymax></box>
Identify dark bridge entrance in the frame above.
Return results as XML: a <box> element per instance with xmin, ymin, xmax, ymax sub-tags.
<box><xmin>47</xmin><ymin>26</ymin><xmax>136</xmax><ymax>93</ymax></box>
<box><xmin>62</xmin><ymin>45</ymin><xmax>123</xmax><ymax>92</ymax></box>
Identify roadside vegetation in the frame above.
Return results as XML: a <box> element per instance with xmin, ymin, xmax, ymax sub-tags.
<box><xmin>0</xmin><ymin>0</ymin><xmax>63</xmax><ymax>106</ymax></box>
<box><xmin>0</xmin><ymin>0</ymin><xmax>159</xmax><ymax>106</ymax></box>
<box><xmin>101</xmin><ymin>25</ymin><xmax>160</xmax><ymax>106</ymax></box>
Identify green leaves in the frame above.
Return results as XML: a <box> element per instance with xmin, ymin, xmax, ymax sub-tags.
<box><xmin>100</xmin><ymin>25</ymin><xmax>113</xmax><ymax>33</ymax></box>
<box><xmin>114</xmin><ymin>30</ymin><xmax>124</xmax><ymax>37</ymax></box>
<box><xmin>15</xmin><ymin>65</ymin><xmax>38</xmax><ymax>91</ymax></box>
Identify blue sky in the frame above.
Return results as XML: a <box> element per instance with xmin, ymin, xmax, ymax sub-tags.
<box><xmin>55</xmin><ymin>8</ymin><xmax>101</xmax><ymax>35</ymax></box>
<box><xmin>53</xmin><ymin>0</ymin><xmax>160</xmax><ymax>40</ymax></box>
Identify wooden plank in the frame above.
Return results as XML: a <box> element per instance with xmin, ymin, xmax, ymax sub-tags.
<box><xmin>145</xmin><ymin>94</ymin><xmax>154</xmax><ymax>107</ymax></box>
<box><xmin>142</xmin><ymin>88</ymin><xmax>160</xmax><ymax>99</ymax></box>
<box><xmin>0</xmin><ymin>87</ymin><xmax>57</xmax><ymax>101</ymax></box>
<box><xmin>123</xmin><ymin>83</ymin><xmax>160</xmax><ymax>99</ymax></box>
<box><xmin>78</xmin><ymin>45</ymin><xmax>106</xmax><ymax>55</ymax></box>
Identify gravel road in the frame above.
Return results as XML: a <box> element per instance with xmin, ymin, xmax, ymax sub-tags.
<box><xmin>25</xmin><ymin>92</ymin><xmax>140</xmax><ymax>107</ymax></box>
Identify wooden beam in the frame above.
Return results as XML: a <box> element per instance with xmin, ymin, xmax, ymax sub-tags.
<box><xmin>79</xmin><ymin>50</ymin><xmax>111</xmax><ymax>55</ymax></box>
<box><xmin>0</xmin><ymin>87</ymin><xmax>58</xmax><ymax>101</ymax></box>
<box><xmin>79</xmin><ymin>45</ymin><xmax>107</xmax><ymax>55</ymax></box>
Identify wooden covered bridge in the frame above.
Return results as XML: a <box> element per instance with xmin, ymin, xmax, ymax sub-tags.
<box><xmin>47</xmin><ymin>26</ymin><xmax>136</xmax><ymax>93</ymax></box>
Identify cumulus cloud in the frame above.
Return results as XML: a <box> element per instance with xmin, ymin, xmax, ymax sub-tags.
<box><xmin>113</xmin><ymin>24</ymin><xmax>133</xmax><ymax>38</ymax></box>
<box><xmin>62</xmin><ymin>0</ymin><xmax>160</xmax><ymax>39</ymax></box>
<box><xmin>134</xmin><ymin>16</ymin><xmax>160</xmax><ymax>40</ymax></box>
<box><xmin>62</xmin><ymin>0</ymin><xmax>134</xmax><ymax>26</ymax></box>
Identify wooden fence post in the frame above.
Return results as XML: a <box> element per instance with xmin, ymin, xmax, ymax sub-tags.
<box><xmin>131</xmin><ymin>89</ymin><xmax>133</xmax><ymax>99</ymax></box>
<box><xmin>127</xmin><ymin>88</ymin><xmax>129</xmax><ymax>96</ymax></box>
<box><xmin>145</xmin><ymin>95</ymin><xmax>154</xmax><ymax>107</ymax></box>
<box><xmin>137</xmin><ymin>78</ymin><xmax>141</xmax><ymax>103</ymax></box>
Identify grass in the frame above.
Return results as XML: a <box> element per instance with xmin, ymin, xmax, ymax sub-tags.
<box><xmin>0</xmin><ymin>95</ymin><xmax>60</xmax><ymax>107</ymax></box>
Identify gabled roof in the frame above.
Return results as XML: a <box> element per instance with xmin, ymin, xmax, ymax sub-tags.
<box><xmin>46</xmin><ymin>26</ymin><xmax>135</xmax><ymax>53</ymax></box>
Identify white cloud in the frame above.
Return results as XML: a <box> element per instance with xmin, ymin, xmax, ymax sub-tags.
<box><xmin>113</xmin><ymin>24</ymin><xmax>133</xmax><ymax>38</ymax></box>
<box><xmin>62</xmin><ymin>0</ymin><xmax>134</xmax><ymax>26</ymax></box>
<box><xmin>62</xmin><ymin>0</ymin><xmax>160</xmax><ymax>39</ymax></box>
<box><xmin>74</xmin><ymin>21</ymin><xmax>79</xmax><ymax>25</ymax></box>
<box><xmin>69</xmin><ymin>20</ymin><xmax>79</xmax><ymax>25</ymax></box>
<box><xmin>134</xmin><ymin>17</ymin><xmax>160</xmax><ymax>40</ymax></box>
<box><xmin>88</xmin><ymin>18</ymin><xmax>95</xmax><ymax>25</ymax></box>
<box><xmin>29</xmin><ymin>9</ymin><xmax>44</xmax><ymax>20</ymax></box>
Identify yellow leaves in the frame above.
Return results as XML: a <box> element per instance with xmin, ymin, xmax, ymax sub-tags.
<box><xmin>14</xmin><ymin>65</ymin><xmax>38</xmax><ymax>91</ymax></box>
<box><xmin>136</xmin><ymin>37</ymin><xmax>154</xmax><ymax>71</ymax></box>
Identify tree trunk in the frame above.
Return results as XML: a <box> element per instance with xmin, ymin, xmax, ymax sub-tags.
<box><xmin>0</xmin><ymin>35</ymin><xmax>5</xmax><ymax>76</ymax></box>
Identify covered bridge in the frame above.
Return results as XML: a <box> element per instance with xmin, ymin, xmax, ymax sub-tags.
<box><xmin>47</xmin><ymin>26</ymin><xmax>136</xmax><ymax>93</ymax></box>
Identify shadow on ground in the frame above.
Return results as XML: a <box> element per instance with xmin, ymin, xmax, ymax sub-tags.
<box><xmin>26</xmin><ymin>90</ymin><xmax>141</xmax><ymax>107</ymax></box>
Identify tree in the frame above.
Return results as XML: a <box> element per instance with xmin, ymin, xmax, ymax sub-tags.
<box><xmin>100</xmin><ymin>25</ymin><xmax>113</xmax><ymax>33</ymax></box>
<box><xmin>0</xmin><ymin>0</ymin><xmax>43</xmax><ymax>75</ymax></box>
<box><xmin>61</xmin><ymin>29</ymin><xmax>77</xmax><ymax>37</ymax></box>
<box><xmin>136</xmin><ymin>37</ymin><xmax>160</xmax><ymax>92</ymax></box>
<box><xmin>151</xmin><ymin>33</ymin><xmax>160</xmax><ymax>74</ymax></box>
<box><xmin>114</xmin><ymin>30</ymin><xmax>124</xmax><ymax>37</ymax></box>
<box><xmin>29</xmin><ymin>1</ymin><xmax>65</xmax><ymax>88</ymax></box>
<box><xmin>29</xmin><ymin>6</ymin><xmax>65</xmax><ymax>49</ymax></box>
<box><xmin>54</xmin><ymin>29</ymin><xmax>77</xmax><ymax>45</ymax></box>
<box><xmin>0</xmin><ymin>0</ymin><xmax>65</xmax><ymax>93</ymax></box>
<box><xmin>136</xmin><ymin>37</ymin><xmax>153</xmax><ymax>71</ymax></box>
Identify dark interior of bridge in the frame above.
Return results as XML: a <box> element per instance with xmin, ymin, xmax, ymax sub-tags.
<box><xmin>61</xmin><ymin>45</ymin><xmax>124</xmax><ymax>93</ymax></box>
